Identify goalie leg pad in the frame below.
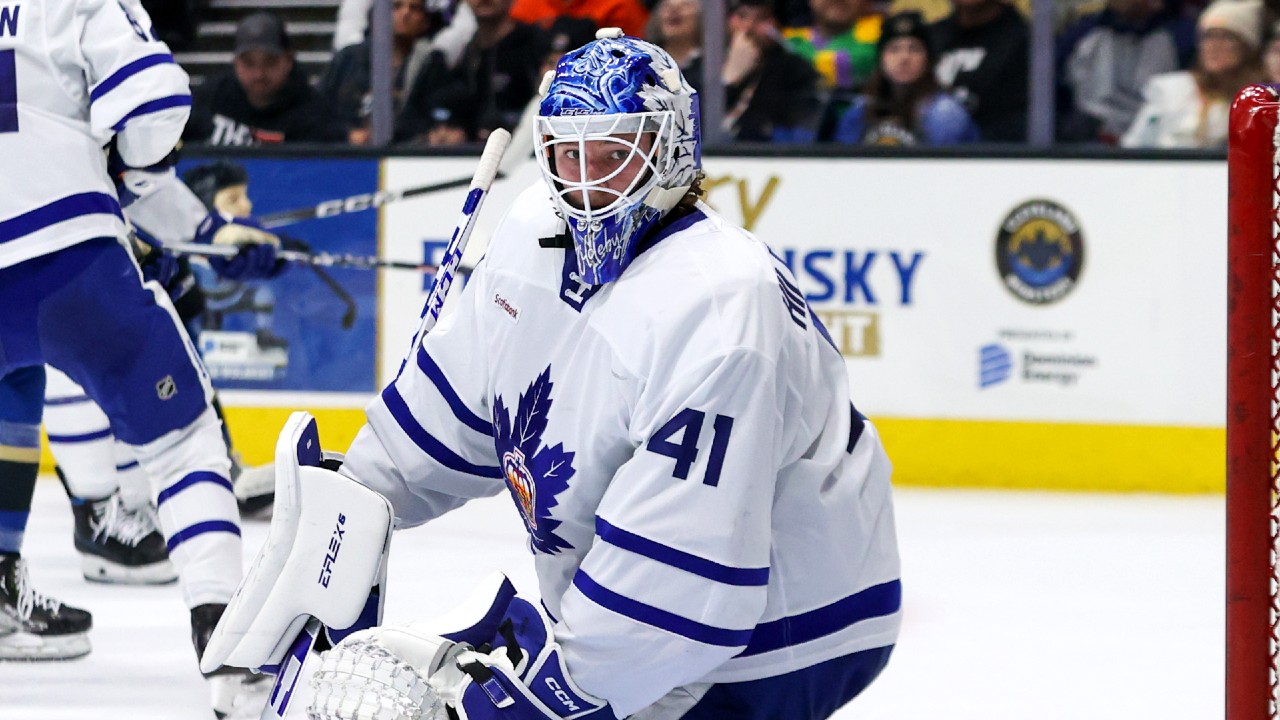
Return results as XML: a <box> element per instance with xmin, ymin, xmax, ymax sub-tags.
<box><xmin>199</xmin><ymin>412</ymin><xmax>393</xmax><ymax>673</ymax></box>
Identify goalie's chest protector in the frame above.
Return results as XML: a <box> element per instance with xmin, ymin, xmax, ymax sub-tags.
<box><xmin>464</xmin><ymin>184</ymin><xmax>788</xmax><ymax>608</ymax></box>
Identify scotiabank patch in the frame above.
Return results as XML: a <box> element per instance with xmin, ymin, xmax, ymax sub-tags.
<box><xmin>493</xmin><ymin>292</ymin><xmax>520</xmax><ymax>323</ymax></box>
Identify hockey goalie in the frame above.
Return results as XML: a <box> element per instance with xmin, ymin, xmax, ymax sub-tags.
<box><xmin>200</xmin><ymin>28</ymin><xmax>901</xmax><ymax>720</ymax></box>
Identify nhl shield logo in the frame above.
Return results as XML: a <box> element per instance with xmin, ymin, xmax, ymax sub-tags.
<box><xmin>155</xmin><ymin>375</ymin><xmax>177</xmax><ymax>400</ymax></box>
<box><xmin>503</xmin><ymin>448</ymin><xmax>538</xmax><ymax>531</ymax></box>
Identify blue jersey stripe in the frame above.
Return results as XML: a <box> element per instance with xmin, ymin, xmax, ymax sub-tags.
<box><xmin>46</xmin><ymin>428</ymin><xmax>112</xmax><ymax>444</ymax></box>
<box><xmin>737</xmin><ymin>579</ymin><xmax>901</xmax><ymax>657</ymax></box>
<box><xmin>156</xmin><ymin>470</ymin><xmax>234</xmax><ymax>507</ymax></box>
<box><xmin>44</xmin><ymin>394</ymin><xmax>91</xmax><ymax>406</ymax></box>
<box><xmin>0</xmin><ymin>192</ymin><xmax>122</xmax><ymax>245</ymax></box>
<box><xmin>416</xmin><ymin>346</ymin><xmax>493</xmax><ymax>436</ymax></box>
<box><xmin>573</xmin><ymin>571</ymin><xmax>753</xmax><ymax>648</ymax></box>
<box><xmin>111</xmin><ymin>94</ymin><xmax>191</xmax><ymax>132</ymax></box>
<box><xmin>381</xmin><ymin>384</ymin><xmax>502</xmax><ymax>479</ymax></box>
<box><xmin>115</xmin><ymin>460</ymin><xmax>139</xmax><ymax>472</ymax></box>
<box><xmin>595</xmin><ymin>517</ymin><xmax>769</xmax><ymax>586</ymax></box>
<box><xmin>166</xmin><ymin>520</ymin><xmax>240</xmax><ymax>552</ymax></box>
<box><xmin>90</xmin><ymin>53</ymin><xmax>175</xmax><ymax>102</ymax></box>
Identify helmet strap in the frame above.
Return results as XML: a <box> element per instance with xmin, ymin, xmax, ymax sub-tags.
<box><xmin>645</xmin><ymin>183</ymin><xmax>691</xmax><ymax>213</ymax></box>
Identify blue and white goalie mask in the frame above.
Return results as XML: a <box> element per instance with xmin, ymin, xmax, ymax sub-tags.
<box><xmin>535</xmin><ymin>29</ymin><xmax>701</xmax><ymax>285</ymax></box>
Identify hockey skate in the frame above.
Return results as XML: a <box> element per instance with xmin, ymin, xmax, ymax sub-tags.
<box><xmin>0</xmin><ymin>554</ymin><xmax>93</xmax><ymax>660</ymax></box>
<box><xmin>231</xmin><ymin>459</ymin><xmax>275</xmax><ymax>519</ymax></box>
<box><xmin>192</xmin><ymin>603</ymin><xmax>274</xmax><ymax>720</ymax></box>
<box><xmin>72</xmin><ymin>493</ymin><xmax>176</xmax><ymax>585</ymax></box>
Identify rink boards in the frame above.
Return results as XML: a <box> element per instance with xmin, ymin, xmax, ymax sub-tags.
<box><xmin>44</xmin><ymin>153</ymin><xmax>1227</xmax><ymax>493</ymax></box>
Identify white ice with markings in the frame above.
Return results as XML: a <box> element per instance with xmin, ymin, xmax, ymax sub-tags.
<box><xmin>0</xmin><ymin>479</ymin><xmax>1223</xmax><ymax>720</ymax></box>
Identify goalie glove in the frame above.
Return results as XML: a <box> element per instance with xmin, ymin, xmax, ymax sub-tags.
<box><xmin>310</xmin><ymin>575</ymin><xmax>616</xmax><ymax>720</ymax></box>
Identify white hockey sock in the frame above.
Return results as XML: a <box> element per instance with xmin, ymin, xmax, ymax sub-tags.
<box><xmin>113</xmin><ymin>440</ymin><xmax>151</xmax><ymax>512</ymax></box>
<box><xmin>131</xmin><ymin>407</ymin><xmax>242</xmax><ymax>608</ymax></box>
<box><xmin>43</xmin><ymin>365</ymin><xmax>118</xmax><ymax>501</ymax></box>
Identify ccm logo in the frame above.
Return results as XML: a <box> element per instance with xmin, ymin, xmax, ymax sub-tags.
<box><xmin>317</xmin><ymin>513</ymin><xmax>347</xmax><ymax>587</ymax></box>
<box><xmin>544</xmin><ymin>677</ymin><xmax>580</xmax><ymax>712</ymax></box>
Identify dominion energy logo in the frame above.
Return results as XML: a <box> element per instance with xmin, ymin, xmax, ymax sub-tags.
<box><xmin>995</xmin><ymin>200</ymin><xmax>1085</xmax><ymax>305</ymax></box>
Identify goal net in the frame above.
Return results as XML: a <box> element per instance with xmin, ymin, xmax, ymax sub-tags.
<box><xmin>1228</xmin><ymin>83</ymin><xmax>1280</xmax><ymax>720</ymax></box>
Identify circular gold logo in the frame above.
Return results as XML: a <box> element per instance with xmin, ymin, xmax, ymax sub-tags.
<box><xmin>995</xmin><ymin>199</ymin><xmax>1084</xmax><ymax>305</ymax></box>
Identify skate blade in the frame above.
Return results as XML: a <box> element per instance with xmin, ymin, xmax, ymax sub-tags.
<box><xmin>0</xmin><ymin>631</ymin><xmax>91</xmax><ymax>661</ymax></box>
<box><xmin>81</xmin><ymin>555</ymin><xmax>178</xmax><ymax>585</ymax></box>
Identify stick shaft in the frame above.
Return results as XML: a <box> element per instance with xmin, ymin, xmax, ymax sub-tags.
<box><xmin>257</xmin><ymin>175</ymin><xmax>486</xmax><ymax>229</ymax></box>
<box><xmin>164</xmin><ymin>241</ymin><xmax>442</xmax><ymax>273</ymax></box>
<box><xmin>412</xmin><ymin>128</ymin><xmax>511</xmax><ymax>342</ymax></box>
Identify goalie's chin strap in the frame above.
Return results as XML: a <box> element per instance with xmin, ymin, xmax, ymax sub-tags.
<box><xmin>538</xmin><ymin>231</ymin><xmax>573</xmax><ymax>249</ymax></box>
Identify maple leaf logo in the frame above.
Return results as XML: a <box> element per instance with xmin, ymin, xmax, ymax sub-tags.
<box><xmin>492</xmin><ymin>366</ymin><xmax>576</xmax><ymax>554</ymax></box>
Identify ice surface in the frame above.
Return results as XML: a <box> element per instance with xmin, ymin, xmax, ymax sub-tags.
<box><xmin>0</xmin><ymin>479</ymin><xmax>1224</xmax><ymax>720</ymax></box>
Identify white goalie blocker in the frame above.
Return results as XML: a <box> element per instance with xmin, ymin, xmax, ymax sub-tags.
<box><xmin>200</xmin><ymin>412</ymin><xmax>393</xmax><ymax>675</ymax></box>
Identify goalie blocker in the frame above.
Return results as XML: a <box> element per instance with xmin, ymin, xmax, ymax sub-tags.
<box><xmin>200</xmin><ymin>412</ymin><xmax>392</xmax><ymax>679</ymax></box>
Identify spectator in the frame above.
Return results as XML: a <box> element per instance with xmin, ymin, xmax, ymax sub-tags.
<box><xmin>319</xmin><ymin>0</ymin><xmax>445</xmax><ymax>144</ymax></box>
<box><xmin>931</xmin><ymin>0</ymin><xmax>1029</xmax><ymax>142</ymax></box>
<box><xmin>784</xmin><ymin>0</ymin><xmax>883</xmax><ymax>92</ymax></box>
<box><xmin>335</xmin><ymin>0</ymin><xmax>472</xmax><ymax>57</ymax></box>
<box><xmin>185</xmin><ymin>12</ymin><xmax>346</xmax><ymax>145</ymax></box>
<box><xmin>647</xmin><ymin>0</ymin><xmax>704</xmax><ymax>91</ymax></box>
<box><xmin>509</xmin><ymin>0</ymin><xmax>649</xmax><ymax>37</ymax></box>
<box><xmin>1122</xmin><ymin>0</ymin><xmax>1264</xmax><ymax>147</ymax></box>
<box><xmin>723</xmin><ymin>0</ymin><xmax>825</xmax><ymax>141</ymax></box>
<box><xmin>1056</xmin><ymin>0</ymin><xmax>1195</xmax><ymax>144</ymax></box>
<box><xmin>395</xmin><ymin>0</ymin><xmax>548</xmax><ymax>145</ymax></box>
<box><xmin>891</xmin><ymin>0</ymin><xmax>1033</xmax><ymax>23</ymax></box>
<box><xmin>505</xmin><ymin>18</ymin><xmax>601</xmax><ymax>163</ymax></box>
<box><xmin>336</xmin><ymin>0</ymin><xmax>374</xmax><ymax>49</ymax></box>
<box><xmin>1264</xmin><ymin>20</ymin><xmax>1280</xmax><ymax>83</ymax></box>
<box><xmin>834</xmin><ymin>12</ymin><xmax>978</xmax><ymax>144</ymax></box>
<box><xmin>776</xmin><ymin>0</ymin><xmax>815</xmax><ymax>26</ymax></box>
<box><xmin>783</xmin><ymin>0</ymin><xmax>884</xmax><ymax>138</ymax></box>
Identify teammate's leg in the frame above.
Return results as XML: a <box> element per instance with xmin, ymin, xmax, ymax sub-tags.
<box><xmin>0</xmin><ymin>365</ymin><xmax>92</xmax><ymax>660</ymax></box>
<box><xmin>19</xmin><ymin>237</ymin><xmax>266</xmax><ymax>711</ymax></box>
<box><xmin>44</xmin><ymin>366</ymin><xmax>174</xmax><ymax>585</ymax></box>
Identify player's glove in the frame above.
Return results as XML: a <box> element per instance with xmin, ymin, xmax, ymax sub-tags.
<box><xmin>212</xmin><ymin>241</ymin><xmax>284</xmax><ymax>281</ymax></box>
<box><xmin>194</xmin><ymin>213</ymin><xmax>287</xmax><ymax>280</ymax></box>
<box><xmin>140</xmin><ymin>247</ymin><xmax>180</xmax><ymax>287</ymax></box>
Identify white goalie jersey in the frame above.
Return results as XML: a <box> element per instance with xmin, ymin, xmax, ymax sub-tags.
<box><xmin>0</xmin><ymin>0</ymin><xmax>191</xmax><ymax>269</ymax></box>
<box><xmin>343</xmin><ymin>183</ymin><xmax>902</xmax><ymax>716</ymax></box>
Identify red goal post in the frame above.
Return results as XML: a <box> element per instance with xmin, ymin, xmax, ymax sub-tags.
<box><xmin>1228</xmin><ymin>83</ymin><xmax>1280</xmax><ymax>720</ymax></box>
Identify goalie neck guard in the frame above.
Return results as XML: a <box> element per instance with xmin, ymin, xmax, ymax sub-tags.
<box><xmin>535</xmin><ymin>28</ymin><xmax>702</xmax><ymax>286</ymax></box>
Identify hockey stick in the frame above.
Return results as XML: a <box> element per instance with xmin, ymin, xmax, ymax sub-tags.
<box><xmin>258</xmin><ymin>174</ymin><xmax>485</xmax><ymax>229</ymax></box>
<box><xmin>165</xmin><ymin>241</ymin><xmax>431</xmax><ymax>272</ymax></box>
<box><xmin>258</xmin><ymin>128</ymin><xmax>512</xmax><ymax>720</ymax></box>
<box><xmin>162</xmin><ymin>240</ymin><xmax>464</xmax><ymax>274</ymax></box>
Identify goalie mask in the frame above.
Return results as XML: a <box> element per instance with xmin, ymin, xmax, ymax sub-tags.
<box><xmin>535</xmin><ymin>29</ymin><xmax>701</xmax><ymax>285</ymax></box>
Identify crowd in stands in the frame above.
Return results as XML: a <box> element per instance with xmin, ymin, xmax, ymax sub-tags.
<box><xmin>168</xmin><ymin>0</ymin><xmax>1273</xmax><ymax>148</ymax></box>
